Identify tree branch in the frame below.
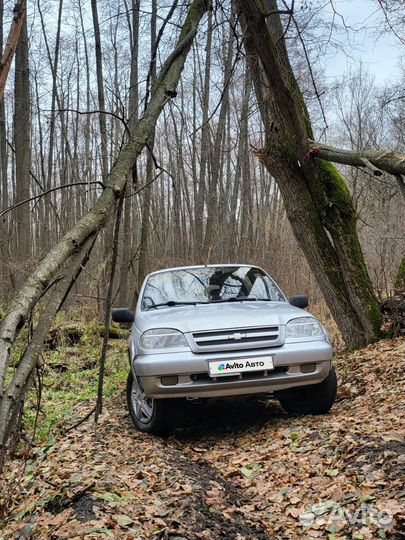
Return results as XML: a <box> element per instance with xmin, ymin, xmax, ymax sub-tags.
<box><xmin>143</xmin><ymin>0</ymin><xmax>179</xmax><ymax>112</ymax></box>
<box><xmin>54</xmin><ymin>108</ymin><xmax>130</xmax><ymax>136</ymax></box>
<box><xmin>264</xmin><ymin>9</ymin><xmax>293</xmax><ymax>17</ymax></box>
<box><xmin>309</xmin><ymin>140</ymin><xmax>405</xmax><ymax>177</ymax></box>
<box><xmin>0</xmin><ymin>182</ymin><xmax>105</xmax><ymax>218</ymax></box>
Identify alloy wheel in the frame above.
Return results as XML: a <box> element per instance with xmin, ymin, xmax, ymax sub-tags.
<box><xmin>130</xmin><ymin>374</ymin><xmax>154</xmax><ymax>424</ymax></box>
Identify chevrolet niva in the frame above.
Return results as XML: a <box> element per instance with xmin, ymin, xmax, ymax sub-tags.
<box><xmin>113</xmin><ymin>264</ymin><xmax>336</xmax><ymax>433</ymax></box>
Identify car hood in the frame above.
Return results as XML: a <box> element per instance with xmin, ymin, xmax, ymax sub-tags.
<box><xmin>135</xmin><ymin>301</ymin><xmax>313</xmax><ymax>334</ymax></box>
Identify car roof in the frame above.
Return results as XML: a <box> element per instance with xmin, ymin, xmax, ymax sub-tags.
<box><xmin>147</xmin><ymin>264</ymin><xmax>259</xmax><ymax>276</ymax></box>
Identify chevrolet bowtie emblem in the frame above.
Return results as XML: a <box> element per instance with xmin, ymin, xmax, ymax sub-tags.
<box><xmin>231</xmin><ymin>332</ymin><xmax>245</xmax><ymax>340</ymax></box>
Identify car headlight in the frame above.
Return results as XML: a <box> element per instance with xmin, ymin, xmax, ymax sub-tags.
<box><xmin>285</xmin><ymin>317</ymin><xmax>324</xmax><ymax>340</ymax></box>
<box><xmin>139</xmin><ymin>328</ymin><xmax>188</xmax><ymax>350</ymax></box>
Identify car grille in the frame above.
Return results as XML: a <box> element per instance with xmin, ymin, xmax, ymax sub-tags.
<box><xmin>190</xmin><ymin>326</ymin><xmax>281</xmax><ymax>352</ymax></box>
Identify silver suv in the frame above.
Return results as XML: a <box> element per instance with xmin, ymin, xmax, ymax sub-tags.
<box><xmin>113</xmin><ymin>265</ymin><xmax>336</xmax><ymax>433</ymax></box>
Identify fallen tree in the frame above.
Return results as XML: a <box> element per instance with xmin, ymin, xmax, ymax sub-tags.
<box><xmin>0</xmin><ymin>0</ymin><xmax>209</xmax><ymax>457</ymax></box>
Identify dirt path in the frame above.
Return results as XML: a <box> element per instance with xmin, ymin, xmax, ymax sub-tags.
<box><xmin>1</xmin><ymin>339</ymin><xmax>404</xmax><ymax>540</ymax></box>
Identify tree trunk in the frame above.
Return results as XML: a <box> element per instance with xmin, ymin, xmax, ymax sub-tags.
<box><xmin>137</xmin><ymin>0</ymin><xmax>157</xmax><ymax>291</ymax></box>
<box><xmin>91</xmin><ymin>0</ymin><xmax>113</xmax><ymax>301</ymax></box>
<box><xmin>95</xmin><ymin>195</ymin><xmax>124</xmax><ymax>422</ymax></box>
<box><xmin>0</xmin><ymin>0</ymin><xmax>9</xmax><ymax>296</ymax></box>
<box><xmin>38</xmin><ymin>0</ymin><xmax>63</xmax><ymax>253</ymax></box>
<box><xmin>194</xmin><ymin>9</ymin><xmax>212</xmax><ymax>259</ymax></box>
<box><xmin>14</xmin><ymin>10</ymin><xmax>31</xmax><ymax>268</ymax></box>
<box><xmin>118</xmin><ymin>0</ymin><xmax>140</xmax><ymax>306</ymax></box>
<box><xmin>203</xmin><ymin>18</ymin><xmax>234</xmax><ymax>259</ymax></box>
<box><xmin>238</xmin><ymin>0</ymin><xmax>381</xmax><ymax>348</ymax></box>
<box><xmin>0</xmin><ymin>0</ymin><xmax>26</xmax><ymax>103</ymax></box>
<box><xmin>90</xmin><ymin>0</ymin><xmax>109</xmax><ymax>186</ymax></box>
<box><xmin>238</xmin><ymin>68</ymin><xmax>253</xmax><ymax>260</ymax></box>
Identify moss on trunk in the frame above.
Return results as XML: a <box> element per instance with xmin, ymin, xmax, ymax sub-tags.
<box><xmin>317</xmin><ymin>159</ymin><xmax>382</xmax><ymax>339</ymax></box>
<box><xmin>317</xmin><ymin>160</ymin><xmax>355</xmax><ymax>217</ymax></box>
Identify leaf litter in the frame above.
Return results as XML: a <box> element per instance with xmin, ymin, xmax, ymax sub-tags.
<box><xmin>0</xmin><ymin>338</ymin><xmax>404</xmax><ymax>539</ymax></box>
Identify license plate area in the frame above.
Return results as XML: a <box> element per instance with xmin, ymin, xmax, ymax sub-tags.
<box><xmin>208</xmin><ymin>356</ymin><xmax>274</xmax><ymax>377</ymax></box>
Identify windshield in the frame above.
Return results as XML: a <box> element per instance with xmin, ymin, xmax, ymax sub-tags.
<box><xmin>141</xmin><ymin>266</ymin><xmax>286</xmax><ymax>310</ymax></box>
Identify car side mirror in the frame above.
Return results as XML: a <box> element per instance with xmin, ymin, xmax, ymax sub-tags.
<box><xmin>289</xmin><ymin>295</ymin><xmax>309</xmax><ymax>309</ymax></box>
<box><xmin>112</xmin><ymin>308</ymin><xmax>135</xmax><ymax>324</ymax></box>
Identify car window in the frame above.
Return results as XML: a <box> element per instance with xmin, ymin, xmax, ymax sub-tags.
<box><xmin>141</xmin><ymin>266</ymin><xmax>285</xmax><ymax>309</ymax></box>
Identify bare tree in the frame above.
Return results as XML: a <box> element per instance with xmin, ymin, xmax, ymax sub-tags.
<box><xmin>38</xmin><ymin>0</ymin><xmax>64</xmax><ymax>252</ymax></box>
<box><xmin>203</xmin><ymin>16</ymin><xmax>235</xmax><ymax>259</ymax></box>
<box><xmin>137</xmin><ymin>0</ymin><xmax>157</xmax><ymax>292</ymax></box>
<box><xmin>0</xmin><ymin>0</ymin><xmax>9</xmax><ymax>291</ymax></box>
<box><xmin>118</xmin><ymin>0</ymin><xmax>140</xmax><ymax>306</ymax></box>
<box><xmin>194</xmin><ymin>9</ymin><xmax>213</xmax><ymax>258</ymax></box>
<box><xmin>14</xmin><ymin>7</ymin><xmax>31</xmax><ymax>271</ymax></box>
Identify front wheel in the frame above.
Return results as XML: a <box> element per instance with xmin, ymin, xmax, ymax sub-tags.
<box><xmin>277</xmin><ymin>367</ymin><xmax>337</xmax><ymax>415</ymax></box>
<box><xmin>126</xmin><ymin>371</ymin><xmax>175</xmax><ymax>434</ymax></box>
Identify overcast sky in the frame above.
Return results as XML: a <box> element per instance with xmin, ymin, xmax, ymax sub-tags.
<box><xmin>313</xmin><ymin>0</ymin><xmax>403</xmax><ymax>85</ymax></box>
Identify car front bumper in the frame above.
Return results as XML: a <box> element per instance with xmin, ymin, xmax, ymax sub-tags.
<box><xmin>132</xmin><ymin>339</ymin><xmax>333</xmax><ymax>399</ymax></box>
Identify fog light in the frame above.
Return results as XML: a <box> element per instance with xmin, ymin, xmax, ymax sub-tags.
<box><xmin>300</xmin><ymin>363</ymin><xmax>316</xmax><ymax>374</ymax></box>
<box><xmin>161</xmin><ymin>375</ymin><xmax>178</xmax><ymax>386</ymax></box>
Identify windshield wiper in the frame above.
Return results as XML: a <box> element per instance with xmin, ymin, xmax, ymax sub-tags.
<box><xmin>208</xmin><ymin>296</ymin><xmax>261</xmax><ymax>303</ymax></box>
<box><xmin>146</xmin><ymin>297</ymin><xmax>275</xmax><ymax>309</ymax></box>
<box><xmin>146</xmin><ymin>300</ymin><xmax>207</xmax><ymax>310</ymax></box>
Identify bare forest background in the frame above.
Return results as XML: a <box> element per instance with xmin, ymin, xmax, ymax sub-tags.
<box><xmin>0</xmin><ymin>0</ymin><xmax>403</xmax><ymax>317</ymax></box>
<box><xmin>0</xmin><ymin>3</ymin><xmax>405</xmax><ymax>535</ymax></box>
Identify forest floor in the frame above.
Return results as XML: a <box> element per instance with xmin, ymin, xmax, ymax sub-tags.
<box><xmin>0</xmin><ymin>327</ymin><xmax>404</xmax><ymax>540</ymax></box>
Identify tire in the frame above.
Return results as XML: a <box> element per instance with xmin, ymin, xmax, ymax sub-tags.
<box><xmin>277</xmin><ymin>367</ymin><xmax>337</xmax><ymax>415</ymax></box>
<box><xmin>126</xmin><ymin>371</ymin><xmax>176</xmax><ymax>434</ymax></box>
